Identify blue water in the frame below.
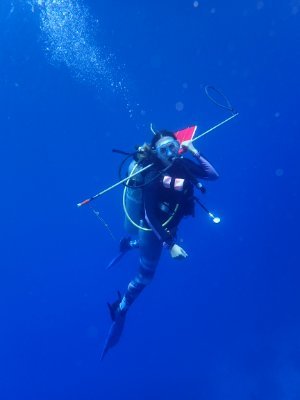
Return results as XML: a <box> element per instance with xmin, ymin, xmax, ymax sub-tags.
<box><xmin>1</xmin><ymin>1</ymin><xmax>299</xmax><ymax>399</ymax></box>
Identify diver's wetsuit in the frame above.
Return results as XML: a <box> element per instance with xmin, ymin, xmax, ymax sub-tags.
<box><xmin>118</xmin><ymin>154</ymin><xmax>218</xmax><ymax>313</ymax></box>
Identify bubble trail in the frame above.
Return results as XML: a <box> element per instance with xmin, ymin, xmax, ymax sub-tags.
<box><xmin>27</xmin><ymin>0</ymin><xmax>131</xmax><ymax>102</ymax></box>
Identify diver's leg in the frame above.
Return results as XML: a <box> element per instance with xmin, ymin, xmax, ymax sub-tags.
<box><xmin>118</xmin><ymin>230</ymin><xmax>162</xmax><ymax>313</ymax></box>
<box><xmin>101</xmin><ymin>231</ymin><xmax>162</xmax><ymax>359</ymax></box>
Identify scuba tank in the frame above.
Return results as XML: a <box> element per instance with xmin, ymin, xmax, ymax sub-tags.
<box><xmin>123</xmin><ymin>160</ymin><xmax>144</xmax><ymax>235</ymax></box>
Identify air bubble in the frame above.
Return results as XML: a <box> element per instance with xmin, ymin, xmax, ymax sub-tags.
<box><xmin>175</xmin><ymin>102</ymin><xmax>184</xmax><ymax>111</ymax></box>
<box><xmin>27</xmin><ymin>0</ymin><xmax>137</xmax><ymax>118</ymax></box>
<box><xmin>275</xmin><ymin>169</ymin><xmax>283</xmax><ymax>177</ymax></box>
<box><xmin>257</xmin><ymin>1</ymin><xmax>264</xmax><ymax>10</ymax></box>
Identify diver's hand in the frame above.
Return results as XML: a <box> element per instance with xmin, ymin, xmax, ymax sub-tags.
<box><xmin>170</xmin><ymin>244</ymin><xmax>188</xmax><ymax>260</ymax></box>
<box><xmin>181</xmin><ymin>140</ymin><xmax>199</xmax><ymax>156</ymax></box>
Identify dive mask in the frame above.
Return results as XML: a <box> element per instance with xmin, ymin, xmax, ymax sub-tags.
<box><xmin>155</xmin><ymin>137</ymin><xmax>180</xmax><ymax>164</ymax></box>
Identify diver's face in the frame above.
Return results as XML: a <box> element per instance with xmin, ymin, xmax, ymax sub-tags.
<box><xmin>155</xmin><ymin>137</ymin><xmax>180</xmax><ymax>165</ymax></box>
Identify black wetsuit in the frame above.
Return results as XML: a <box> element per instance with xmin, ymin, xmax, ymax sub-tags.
<box><xmin>118</xmin><ymin>154</ymin><xmax>218</xmax><ymax>312</ymax></box>
<box><xmin>143</xmin><ymin>156</ymin><xmax>218</xmax><ymax>246</ymax></box>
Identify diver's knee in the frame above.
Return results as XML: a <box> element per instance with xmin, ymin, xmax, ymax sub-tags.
<box><xmin>128</xmin><ymin>279</ymin><xmax>145</xmax><ymax>294</ymax></box>
<box><xmin>136</xmin><ymin>273</ymin><xmax>153</xmax><ymax>286</ymax></box>
<box><xmin>136</xmin><ymin>264</ymin><xmax>156</xmax><ymax>285</ymax></box>
<box><xmin>140</xmin><ymin>255</ymin><xmax>159</xmax><ymax>271</ymax></box>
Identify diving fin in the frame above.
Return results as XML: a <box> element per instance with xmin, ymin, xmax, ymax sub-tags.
<box><xmin>100</xmin><ymin>292</ymin><xmax>127</xmax><ymax>360</ymax></box>
<box><xmin>106</xmin><ymin>237</ymin><xmax>137</xmax><ymax>270</ymax></box>
<box><xmin>106</xmin><ymin>253</ymin><xmax>125</xmax><ymax>270</ymax></box>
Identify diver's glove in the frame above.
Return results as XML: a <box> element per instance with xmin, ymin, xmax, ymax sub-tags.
<box><xmin>169</xmin><ymin>244</ymin><xmax>188</xmax><ymax>260</ymax></box>
<box><xmin>181</xmin><ymin>140</ymin><xmax>199</xmax><ymax>156</ymax></box>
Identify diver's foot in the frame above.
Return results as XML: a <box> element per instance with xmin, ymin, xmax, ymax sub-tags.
<box><xmin>119</xmin><ymin>237</ymin><xmax>132</xmax><ymax>253</ymax></box>
<box><xmin>119</xmin><ymin>236</ymin><xmax>139</xmax><ymax>253</ymax></box>
<box><xmin>106</xmin><ymin>237</ymin><xmax>138</xmax><ymax>270</ymax></box>
<box><xmin>107</xmin><ymin>291</ymin><xmax>127</xmax><ymax>321</ymax></box>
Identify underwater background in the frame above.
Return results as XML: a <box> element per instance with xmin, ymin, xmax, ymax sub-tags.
<box><xmin>0</xmin><ymin>0</ymin><xmax>299</xmax><ymax>399</ymax></box>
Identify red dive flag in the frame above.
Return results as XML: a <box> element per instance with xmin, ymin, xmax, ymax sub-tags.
<box><xmin>174</xmin><ymin>126</ymin><xmax>197</xmax><ymax>154</ymax></box>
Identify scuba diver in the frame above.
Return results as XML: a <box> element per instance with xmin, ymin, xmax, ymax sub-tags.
<box><xmin>101</xmin><ymin>128</ymin><xmax>219</xmax><ymax>360</ymax></box>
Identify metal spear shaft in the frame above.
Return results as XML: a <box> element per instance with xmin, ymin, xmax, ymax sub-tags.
<box><xmin>77</xmin><ymin>163</ymin><xmax>153</xmax><ymax>207</ymax></box>
<box><xmin>76</xmin><ymin>113</ymin><xmax>239</xmax><ymax>207</ymax></box>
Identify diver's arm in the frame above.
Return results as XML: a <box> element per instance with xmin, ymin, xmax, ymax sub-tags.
<box><xmin>181</xmin><ymin>140</ymin><xmax>219</xmax><ymax>180</ymax></box>
<box><xmin>145</xmin><ymin>202</ymin><xmax>187</xmax><ymax>259</ymax></box>
<box><xmin>142</xmin><ymin>171</ymin><xmax>177</xmax><ymax>247</ymax></box>
<box><xmin>143</xmin><ymin>186</ymin><xmax>175</xmax><ymax>247</ymax></box>
<box><xmin>192</xmin><ymin>153</ymin><xmax>219</xmax><ymax>180</ymax></box>
<box><xmin>143</xmin><ymin>171</ymin><xmax>188</xmax><ymax>259</ymax></box>
<box><xmin>144</xmin><ymin>199</ymin><xmax>187</xmax><ymax>259</ymax></box>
